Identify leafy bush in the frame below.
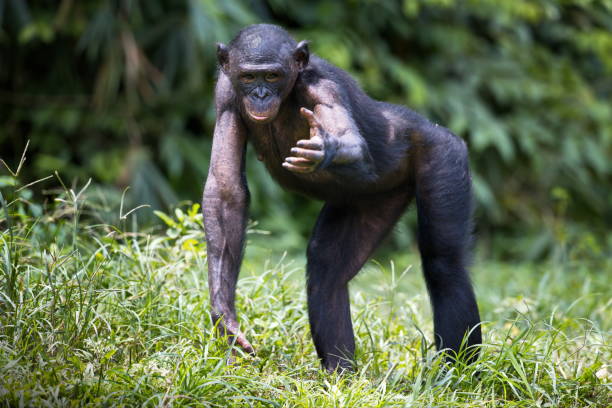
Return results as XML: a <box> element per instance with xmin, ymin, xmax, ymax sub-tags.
<box><xmin>1</xmin><ymin>0</ymin><xmax>610</xmax><ymax>259</ymax></box>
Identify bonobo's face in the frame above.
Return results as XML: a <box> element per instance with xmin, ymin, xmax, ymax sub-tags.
<box><xmin>233</xmin><ymin>62</ymin><xmax>290</xmax><ymax>124</ymax></box>
<box><xmin>217</xmin><ymin>28</ymin><xmax>309</xmax><ymax>124</ymax></box>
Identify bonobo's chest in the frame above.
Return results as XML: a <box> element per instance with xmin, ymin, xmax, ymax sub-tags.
<box><xmin>245</xmin><ymin>105</ymin><xmax>339</xmax><ymax>199</ymax></box>
<box><xmin>247</xmin><ymin>106</ymin><xmax>306</xmax><ymax>167</ymax></box>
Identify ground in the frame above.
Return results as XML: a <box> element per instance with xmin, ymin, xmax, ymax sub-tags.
<box><xmin>0</xmin><ymin>199</ymin><xmax>610</xmax><ymax>407</ymax></box>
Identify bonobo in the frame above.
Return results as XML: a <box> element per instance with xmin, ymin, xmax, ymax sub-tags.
<box><xmin>203</xmin><ymin>24</ymin><xmax>481</xmax><ymax>372</ymax></box>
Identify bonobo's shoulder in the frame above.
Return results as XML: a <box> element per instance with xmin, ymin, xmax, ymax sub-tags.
<box><xmin>214</xmin><ymin>71</ymin><xmax>236</xmax><ymax>112</ymax></box>
<box><xmin>296</xmin><ymin>56</ymin><xmax>359</xmax><ymax>105</ymax></box>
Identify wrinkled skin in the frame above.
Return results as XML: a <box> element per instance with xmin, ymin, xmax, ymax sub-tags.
<box><xmin>203</xmin><ymin>24</ymin><xmax>481</xmax><ymax>372</ymax></box>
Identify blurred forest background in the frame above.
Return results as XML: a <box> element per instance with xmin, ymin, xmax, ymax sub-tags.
<box><xmin>1</xmin><ymin>0</ymin><xmax>611</xmax><ymax>261</ymax></box>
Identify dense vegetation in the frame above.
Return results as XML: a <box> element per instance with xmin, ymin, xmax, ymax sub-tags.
<box><xmin>0</xmin><ymin>176</ymin><xmax>610</xmax><ymax>406</ymax></box>
<box><xmin>1</xmin><ymin>0</ymin><xmax>611</xmax><ymax>259</ymax></box>
<box><xmin>1</xmin><ymin>2</ymin><xmax>611</xmax><ymax>405</ymax></box>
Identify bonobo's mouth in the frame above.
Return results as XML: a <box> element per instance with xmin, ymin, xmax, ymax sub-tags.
<box><xmin>248</xmin><ymin>112</ymin><xmax>272</xmax><ymax>122</ymax></box>
<box><xmin>246</xmin><ymin>108</ymin><xmax>279</xmax><ymax>124</ymax></box>
<box><xmin>244</xmin><ymin>96</ymin><xmax>280</xmax><ymax>124</ymax></box>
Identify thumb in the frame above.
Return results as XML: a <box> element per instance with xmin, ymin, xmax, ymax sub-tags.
<box><xmin>300</xmin><ymin>107</ymin><xmax>319</xmax><ymax>130</ymax></box>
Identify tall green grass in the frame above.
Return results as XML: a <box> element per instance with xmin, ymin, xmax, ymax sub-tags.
<box><xmin>0</xmin><ymin>174</ymin><xmax>610</xmax><ymax>407</ymax></box>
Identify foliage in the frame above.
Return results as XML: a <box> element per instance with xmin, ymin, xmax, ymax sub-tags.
<box><xmin>1</xmin><ymin>0</ymin><xmax>611</xmax><ymax>258</ymax></box>
<box><xmin>0</xmin><ymin>174</ymin><xmax>610</xmax><ymax>406</ymax></box>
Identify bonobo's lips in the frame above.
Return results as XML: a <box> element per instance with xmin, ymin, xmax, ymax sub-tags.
<box><xmin>244</xmin><ymin>97</ymin><xmax>280</xmax><ymax>124</ymax></box>
<box><xmin>248</xmin><ymin>112</ymin><xmax>272</xmax><ymax>122</ymax></box>
<box><xmin>246</xmin><ymin>107</ymin><xmax>279</xmax><ymax>124</ymax></box>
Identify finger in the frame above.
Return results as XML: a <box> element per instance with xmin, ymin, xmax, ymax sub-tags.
<box><xmin>285</xmin><ymin>156</ymin><xmax>314</xmax><ymax>166</ymax></box>
<box><xmin>225</xmin><ymin>325</ymin><xmax>255</xmax><ymax>355</ymax></box>
<box><xmin>236</xmin><ymin>334</ymin><xmax>255</xmax><ymax>355</ymax></box>
<box><xmin>300</xmin><ymin>107</ymin><xmax>319</xmax><ymax>128</ymax></box>
<box><xmin>296</xmin><ymin>138</ymin><xmax>323</xmax><ymax>150</ymax></box>
<box><xmin>290</xmin><ymin>147</ymin><xmax>324</xmax><ymax>162</ymax></box>
<box><xmin>282</xmin><ymin>161</ymin><xmax>314</xmax><ymax>173</ymax></box>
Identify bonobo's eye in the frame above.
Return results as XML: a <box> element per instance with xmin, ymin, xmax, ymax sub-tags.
<box><xmin>265</xmin><ymin>73</ymin><xmax>281</xmax><ymax>83</ymax></box>
<box><xmin>240</xmin><ymin>74</ymin><xmax>256</xmax><ymax>83</ymax></box>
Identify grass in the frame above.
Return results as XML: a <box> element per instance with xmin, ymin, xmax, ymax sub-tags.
<box><xmin>0</xmin><ymin>178</ymin><xmax>610</xmax><ymax>407</ymax></box>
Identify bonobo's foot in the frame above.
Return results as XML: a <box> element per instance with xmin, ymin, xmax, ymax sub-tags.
<box><xmin>436</xmin><ymin>326</ymin><xmax>482</xmax><ymax>366</ymax></box>
<box><xmin>324</xmin><ymin>358</ymin><xmax>354</xmax><ymax>374</ymax></box>
<box><xmin>211</xmin><ymin>313</ymin><xmax>255</xmax><ymax>355</ymax></box>
<box><xmin>444</xmin><ymin>344</ymin><xmax>481</xmax><ymax>366</ymax></box>
<box><xmin>321</xmin><ymin>350</ymin><xmax>355</xmax><ymax>373</ymax></box>
<box><xmin>228</xmin><ymin>329</ymin><xmax>255</xmax><ymax>355</ymax></box>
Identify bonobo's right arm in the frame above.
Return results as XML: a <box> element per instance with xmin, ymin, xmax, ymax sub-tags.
<box><xmin>202</xmin><ymin>74</ymin><xmax>253</xmax><ymax>353</ymax></box>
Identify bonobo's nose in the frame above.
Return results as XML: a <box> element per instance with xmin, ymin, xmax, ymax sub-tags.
<box><xmin>254</xmin><ymin>87</ymin><xmax>271</xmax><ymax>99</ymax></box>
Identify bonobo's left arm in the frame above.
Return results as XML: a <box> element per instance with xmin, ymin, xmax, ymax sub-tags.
<box><xmin>202</xmin><ymin>74</ymin><xmax>253</xmax><ymax>354</ymax></box>
<box><xmin>283</xmin><ymin>90</ymin><xmax>376</xmax><ymax>181</ymax></box>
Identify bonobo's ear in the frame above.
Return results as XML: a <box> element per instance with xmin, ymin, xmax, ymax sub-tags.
<box><xmin>294</xmin><ymin>40</ymin><xmax>310</xmax><ymax>70</ymax></box>
<box><xmin>217</xmin><ymin>43</ymin><xmax>229</xmax><ymax>72</ymax></box>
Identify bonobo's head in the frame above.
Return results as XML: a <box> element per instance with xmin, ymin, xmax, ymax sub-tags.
<box><xmin>217</xmin><ymin>24</ymin><xmax>309</xmax><ymax>124</ymax></box>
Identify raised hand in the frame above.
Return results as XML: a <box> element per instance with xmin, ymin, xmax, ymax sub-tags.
<box><xmin>282</xmin><ymin>107</ymin><xmax>336</xmax><ymax>173</ymax></box>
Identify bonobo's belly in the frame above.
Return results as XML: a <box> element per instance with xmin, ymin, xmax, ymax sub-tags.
<box><xmin>260</xmin><ymin>150</ymin><xmax>351</xmax><ymax>201</ymax></box>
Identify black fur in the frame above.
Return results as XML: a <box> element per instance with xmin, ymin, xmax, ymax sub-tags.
<box><xmin>203</xmin><ymin>24</ymin><xmax>481</xmax><ymax>372</ymax></box>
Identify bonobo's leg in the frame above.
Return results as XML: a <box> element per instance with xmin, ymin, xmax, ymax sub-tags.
<box><xmin>415</xmin><ymin>135</ymin><xmax>481</xmax><ymax>361</ymax></box>
<box><xmin>307</xmin><ymin>193</ymin><xmax>409</xmax><ymax>372</ymax></box>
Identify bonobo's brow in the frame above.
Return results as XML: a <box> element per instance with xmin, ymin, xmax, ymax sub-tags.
<box><xmin>238</xmin><ymin>63</ymin><xmax>285</xmax><ymax>73</ymax></box>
